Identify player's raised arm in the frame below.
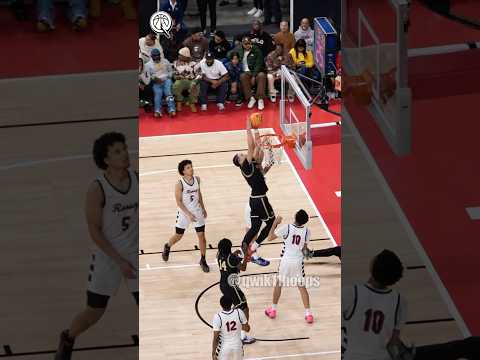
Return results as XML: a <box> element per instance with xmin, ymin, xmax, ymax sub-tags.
<box><xmin>246</xmin><ymin>117</ymin><xmax>255</xmax><ymax>163</ymax></box>
<box><xmin>175</xmin><ymin>181</ymin><xmax>196</xmax><ymax>222</ymax></box>
<box><xmin>267</xmin><ymin>216</ymin><xmax>283</xmax><ymax>241</ymax></box>
<box><xmin>85</xmin><ymin>181</ymin><xmax>135</xmax><ymax>279</ymax></box>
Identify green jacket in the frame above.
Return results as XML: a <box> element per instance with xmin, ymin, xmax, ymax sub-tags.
<box><xmin>228</xmin><ymin>45</ymin><xmax>265</xmax><ymax>75</ymax></box>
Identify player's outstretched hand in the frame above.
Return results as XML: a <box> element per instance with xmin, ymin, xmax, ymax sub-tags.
<box><xmin>118</xmin><ymin>258</ymin><xmax>137</xmax><ymax>279</ymax></box>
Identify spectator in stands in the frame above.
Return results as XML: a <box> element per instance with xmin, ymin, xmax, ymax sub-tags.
<box><xmin>161</xmin><ymin>0</ymin><xmax>188</xmax><ymax>44</ymax></box>
<box><xmin>273</xmin><ymin>21</ymin><xmax>295</xmax><ymax>55</ymax></box>
<box><xmin>294</xmin><ymin>18</ymin><xmax>314</xmax><ymax>51</ymax></box>
<box><xmin>183</xmin><ymin>31</ymin><xmax>210</xmax><ymax>63</ymax></box>
<box><xmin>225</xmin><ymin>52</ymin><xmax>244</xmax><ymax>106</ymax></box>
<box><xmin>139</xmin><ymin>58</ymin><xmax>153</xmax><ymax>112</ymax></box>
<box><xmin>230</xmin><ymin>36</ymin><xmax>266</xmax><ymax>110</ymax></box>
<box><xmin>289</xmin><ymin>39</ymin><xmax>315</xmax><ymax>77</ymax></box>
<box><xmin>173</xmin><ymin>47</ymin><xmax>200</xmax><ymax>113</ymax></box>
<box><xmin>266</xmin><ymin>43</ymin><xmax>293</xmax><ymax>103</ymax></box>
<box><xmin>197</xmin><ymin>52</ymin><xmax>229</xmax><ymax>111</ymax></box>
<box><xmin>139</xmin><ymin>33</ymin><xmax>165</xmax><ymax>64</ymax></box>
<box><xmin>263</xmin><ymin>0</ymin><xmax>282</xmax><ymax>26</ymax></box>
<box><xmin>246</xmin><ymin>0</ymin><xmax>263</xmax><ymax>18</ymax></box>
<box><xmin>198</xmin><ymin>0</ymin><xmax>217</xmax><ymax>35</ymax></box>
<box><xmin>209</xmin><ymin>30</ymin><xmax>232</xmax><ymax>65</ymax></box>
<box><xmin>235</xmin><ymin>20</ymin><xmax>275</xmax><ymax>58</ymax></box>
<box><xmin>145</xmin><ymin>49</ymin><xmax>176</xmax><ymax>118</ymax></box>
<box><xmin>90</xmin><ymin>0</ymin><xmax>136</xmax><ymax>20</ymax></box>
<box><xmin>36</xmin><ymin>0</ymin><xmax>88</xmax><ymax>32</ymax></box>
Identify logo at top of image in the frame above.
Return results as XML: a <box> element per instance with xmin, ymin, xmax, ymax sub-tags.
<box><xmin>150</xmin><ymin>11</ymin><xmax>173</xmax><ymax>39</ymax></box>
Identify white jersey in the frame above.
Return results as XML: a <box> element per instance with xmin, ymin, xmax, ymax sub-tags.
<box><xmin>275</xmin><ymin>224</ymin><xmax>311</xmax><ymax>260</ymax></box>
<box><xmin>342</xmin><ymin>283</ymin><xmax>407</xmax><ymax>360</ymax></box>
<box><xmin>96</xmin><ymin>169</ymin><xmax>139</xmax><ymax>255</ymax></box>
<box><xmin>212</xmin><ymin>309</ymin><xmax>247</xmax><ymax>351</ymax></box>
<box><xmin>179</xmin><ymin>176</ymin><xmax>201</xmax><ymax>213</ymax></box>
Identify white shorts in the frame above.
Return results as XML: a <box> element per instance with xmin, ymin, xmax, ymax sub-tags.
<box><xmin>244</xmin><ymin>202</ymin><xmax>251</xmax><ymax>229</ymax></box>
<box><xmin>176</xmin><ymin>208</ymin><xmax>205</xmax><ymax>230</ymax></box>
<box><xmin>87</xmin><ymin>250</ymin><xmax>139</xmax><ymax>297</ymax></box>
<box><xmin>218</xmin><ymin>347</ymin><xmax>243</xmax><ymax>360</ymax></box>
<box><xmin>278</xmin><ymin>258</ymin><xmax>305</xmax><ymax>285</ymax></box>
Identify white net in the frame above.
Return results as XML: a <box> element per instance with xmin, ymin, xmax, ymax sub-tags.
<box><xmin>260</xmin><ymin>135</ymin><xmax>283</xmax><ymax>169</ymax></box>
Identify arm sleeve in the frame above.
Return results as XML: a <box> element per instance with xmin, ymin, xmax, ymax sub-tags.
<box><xmin>394</xmin><ymin>295</ymin><xmax>408</xmax><ymax>330</ymax></box>
<box><xmin>275</xmin><ymin>224</ymin><xmax>289</xmax><ymax>239</ymax></box>
<box><xmin>212</xmin><ymin>314</ymin><xmax>221</xmax><ymax>331</ymax></box>
<box><xmin>342</xmin><ymin>285</ymin><xmax>355</xmax><ymax>319</ymax></box>
<box><xmin>238</xmin><ymin>309</ymin><xmax>248</xmax><ymax>324</ymax></box>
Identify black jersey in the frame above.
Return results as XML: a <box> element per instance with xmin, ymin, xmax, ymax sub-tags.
<box><xmin>218</xmin><ymin>253</ymin><xmax>242</xmax><ymax>285</ymax></box>
<box><xmin>240</xmin><ymin>159</ymin><xmax>268</xmax><ymax>196</ymax></box>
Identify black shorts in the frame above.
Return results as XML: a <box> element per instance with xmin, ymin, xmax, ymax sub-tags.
<box><xmin>249</xmin><ymin>195</ymin><xmax>275</xmax><ymax>222</ymax></box>
<box><xmin>220</xmin><ymin>283</ymin><xmax>247</xmax><ymax>310</ymax></box>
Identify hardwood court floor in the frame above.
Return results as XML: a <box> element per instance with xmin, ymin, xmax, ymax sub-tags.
<box><xmin>0</xmin><ymin>119</ymin><xmax>138</xmax><ymax>359</ymax></box>
<box><xmin>139</xmin><ymin>130</ymin><xmax>341</xmax><ymax>360</ymax></box>
<box><xmin>342</xmin><ymin>118</ymin><xmax>466</xmax><ymax>346</ymax></box>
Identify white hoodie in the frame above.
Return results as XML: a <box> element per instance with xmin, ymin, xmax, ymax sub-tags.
<box><xmin>294</xmin><ymin>26</ymin><xmax>314</xmax><ymax>51</ymax></box>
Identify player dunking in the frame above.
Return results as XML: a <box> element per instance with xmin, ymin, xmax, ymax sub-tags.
<box><xmin>162</xmin><ymin>160</ymin><xmax>210</xmax><ymax>273</ymax></box>
<box><xmin>217</xmin><ymin>238</ymin><xmax>255</xmax><ymax>344</ymax></box>
<box><xmin>233</xmin><ymin>118</ymin><xmax>275</xmax><ymax>267</ymax></box>
<box><xmin>342</xmin><ymin>249</ymin><xmax>408</xmax><ymax>360</ymax></box>
<box><xmin>55</xmin><ymin>132</ymin><xmax>138</xmax><ymax>360</ymax></box>
<box><xmin>212</xmin><ymin>296</ymin><xmax>251</xmax><ymax>360</ymax></box>
<box><xmin>265</xmin><ymin>210</ymin><xmax>315</xmax><ymax>323</ymax></box>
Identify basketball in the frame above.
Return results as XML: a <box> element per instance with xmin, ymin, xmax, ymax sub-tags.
<box><xmin>250</xmin><ymin>112</ymin><xmax>263</xmax><ymax>129</ymax></box>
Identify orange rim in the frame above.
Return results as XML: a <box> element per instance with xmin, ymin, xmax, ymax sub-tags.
<box><xmin>259</xmin><ymin>134</ymin><xmax>297</xmax><ymax>149</ymax></box>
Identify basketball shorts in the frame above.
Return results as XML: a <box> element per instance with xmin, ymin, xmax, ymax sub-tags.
<box><xmin>87</xmin><ymin>249</ymin><xmax>139</xmax><ymax>297</ymax></box>
<box><xmin>249</xmin><ymin>195</ymin><xmax>275</xmax><ymax>222</ymax></box>
<box><xmin>175</xmin><ymin>207</ymin><xmax>205</xmax><ymax>230</ymax></box>
<box><xmin>217</xmin><ymin>347</ymin><xmax>244</xmax><ymax>360</ymax></box>
<box><xmin>220</xmin><ymin>283</ymin><xmax>247</xmax><ymax>310</ymax></box>
<box><xmin>278</xmin><ymin>258</ymin><xmax>305</xmax><ymax>286</ymax></box>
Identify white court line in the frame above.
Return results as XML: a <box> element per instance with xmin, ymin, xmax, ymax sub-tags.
<box><xmin>283</xmin><ymin>148</ymin><xmax>337</xmax><ymax>247</ymax></box>
<box><xmin>140</xmin><ymin>163</ymin><xmax>234</xmax><ymax>177</ymax></box>
<box><xmin>140</xmin><ymin>129</ymin><xmax>246</xmax><ymax>140</ymax></box>
<box><xmin>245</xmin><ymin>350</ymin><xmax>340</xmax><ymax>360</ymax></box>
<box><xmin>343</xmin><ymin>109</ymin><xmax>471</xmax><ymax>337</ymax></box>
<box><xmin>466</xmin><ymin>207</ymin><xmax>480</xmax><ymax>220</ymax></box>
<box><xmin>0</xmin><ymin>150</ymin><xmax>139</xmax><ymax>171</ymax></box>
<box><xmin>311</xmin><ymin>122</ymin><xmax>339</xmax><ymax>129</ymax></box>
<box><xmin>408</xmin><ymin>42</ymin><xmax>480</xmax><ymax>58</ymax></box>
<box><xmin>140</xmin><ymin>257</ymin><xmax>282</xmax><ymax>271</ymax></box>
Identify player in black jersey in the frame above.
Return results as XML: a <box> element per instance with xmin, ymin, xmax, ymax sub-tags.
<box><xmin>217</xmin><ymin>238</ymin><xmax>256</xmax><ymax>345</ymax></box>
<box><xmin>233</xmin><ymin>118</ymin><xmax>276</xmax><ymax>267</ymax></box>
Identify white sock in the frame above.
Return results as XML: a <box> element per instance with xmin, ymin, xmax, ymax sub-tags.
<box><xmin>241</xmin><ymin>330</ymin><xmax>246</xmax><ymax>339</ymax></box>
<box><xmin>305</xmin><ymin>308</ymin><xmax>311</xmax><ymax>316</ymax></box>
<box><xmin>252</xmin><ymin>253</ymin><xmax>259</xmax><ymax>260</ymax></box>
<box><xmin>272</xmin><ymin>304</ymin><xmax>277</xmax><ymax>309</ymax></box>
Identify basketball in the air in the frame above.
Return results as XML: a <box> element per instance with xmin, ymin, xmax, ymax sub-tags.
<box><xmin>250</xmin><ymin>112</ymin><xmax>263</xmax><ymax>129</ymax></box>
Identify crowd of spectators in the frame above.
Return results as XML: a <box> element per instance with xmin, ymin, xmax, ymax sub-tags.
<box><xmin>139</xmin><ymin>15</ymin><xmax>338</xmax><ymax>118</ymax></box>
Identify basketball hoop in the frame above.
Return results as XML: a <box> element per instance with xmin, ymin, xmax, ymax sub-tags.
<box><xmin>259</xmin><ymin>133</ymin><xmax>296</xmax><ymax>149</ymax></box>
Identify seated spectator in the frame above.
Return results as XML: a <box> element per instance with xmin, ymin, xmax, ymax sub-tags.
<box><xmin>145</xmin><ymin>49</ymin><xmax>176</xmax><ymax>118</ymax></box>
<box><xmin>230</xmin><ymin>36</ymin><xmax>266</xmax><ymax>110</ymax></box>
<box><xmin>36</xmin><ymin>0</ymin><xmax>87</xmax><ymax>32</ymax></box>
<box><xmin>225</xmin><ymin>52</ymin><xmax>244</xmax><ymax>105</ymax></box>
<box><xmin>197</xmin><ymin>52</ymin><xmax>229</xmax><ymax>111</ymax></box>
<box><xmin>139</xmin><ymin>58</ymin><xmax>153</xmax><ymax>112</ymax></box>
<box><xmin>294</xmin><ymin>18</ymin><xmax>314</xmax><ymax>51</ymax></box>
<box><xmin>89</xmin><ymin>0</ymin><xmax>136</xmax><ymax>20</ymax></box>
<box><xmin>273</xmin><ymin>21</ymin><xmax>295</xmax><ymax>55</ymax></box>
<box><xmin>173</xmin><ymin>47</ymin><xmax>201</xmax><ymax>113</ymax></box>
<box><xmin>235</xmin><ymin>20</ymin><xmax>275</xmax><ymax>59</ymax></box>
<box><xmin>139</xmin><ymin>33</ymin><xmax>165</xmax><ymax>64</ymax></box>
<box><xmin>161</xmin><ymin>0</ymin><xmax>188</xmax><ymax>44</ymax></box>
<box><xmin>266</xmin><ymin>43</ymin><xmax>293</xmax><ymax>103</ymax></box>
<box><xmin>183</xmin><ymin>31</ymin><xmax>210</xmax><ymax>63</ymax></box>
<box><xmin>209</xmin><ymin>30</ymin><xmax>232</xmax><ymax>64</ymax></box>
<box><xmin>289</xmin><ymin>39</ymin><xmax>315</xmax><ymax>77</ymax></box>
<box><xmin>263</xmin><ymin>0</ymin><xmax>282</xmax><ymax>26</ymax></box>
